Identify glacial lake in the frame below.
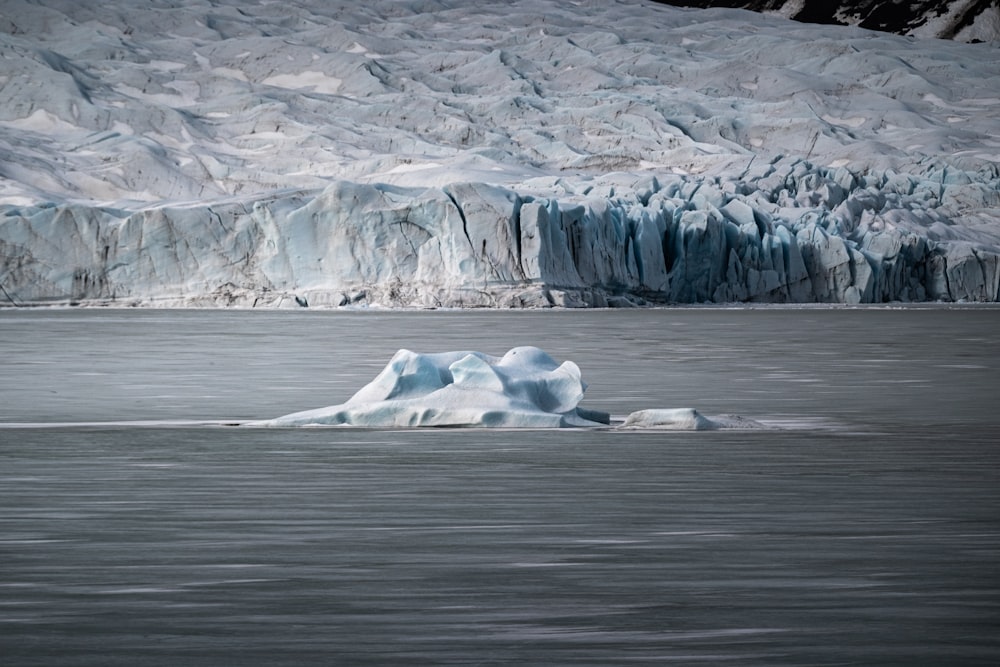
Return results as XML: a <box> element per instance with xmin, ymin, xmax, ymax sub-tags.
<box><xmin>2</xmin><ymin>307</ymin><xmax>999</xmax><ymax>665</ymax></box>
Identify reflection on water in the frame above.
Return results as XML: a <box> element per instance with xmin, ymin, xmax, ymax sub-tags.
<box><xmin>1</xmin><ymin>308</ymin><xmax>999</xmax><ymax>665</ymax></box>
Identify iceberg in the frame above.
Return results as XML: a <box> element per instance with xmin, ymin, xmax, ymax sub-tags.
<box><xmin>261</xmin><ymin>346</ymin><xmax>771</xmax><ymax>430</ymax></box>
<box><xmin>264</xmin><ymin>346</ymin><xmax>612</xmax><ymax>428</ymax></box>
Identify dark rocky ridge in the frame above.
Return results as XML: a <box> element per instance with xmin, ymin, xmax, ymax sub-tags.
<box><xmin>652</xmin><ymin>1</ymin><xmax>1000</xmax><ymax>42</ymax></box>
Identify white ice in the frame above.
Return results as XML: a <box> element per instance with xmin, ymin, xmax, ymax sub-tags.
<box><xmin>621</xmin><ymin>409</ymin><xmax>768</xmax><ymax>431</ymax></box>
<box><xmin>1</xmin><ymin>0</ymin><xmax>997</xmax><ymax>206</ymax></box>
<box><xmin>263</xmin><ymin>346</ymin><xmax>612</xmax><ymax>428</ymax></box>
<box><xmin>261</xmin><ymin>346</ymin><xmax>773</xmax><ymax>430</ymax></box>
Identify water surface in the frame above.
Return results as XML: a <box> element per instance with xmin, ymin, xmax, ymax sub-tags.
<box><xmin>1</xmin><ymin>308</ymin><xmax>998</xmax><ymax>665</ymax></box>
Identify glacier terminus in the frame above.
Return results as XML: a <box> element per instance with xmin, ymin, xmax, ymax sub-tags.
<box><xmin>1</xmin><ymin>0</ymin><xmax>998</xmax><ymax>307</ymax></box>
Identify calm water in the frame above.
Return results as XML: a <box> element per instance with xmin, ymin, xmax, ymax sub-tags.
<box><xmin>1</xmin><ymin>308</ymin><xmax>999</xmax><ymax>665</ymax></box>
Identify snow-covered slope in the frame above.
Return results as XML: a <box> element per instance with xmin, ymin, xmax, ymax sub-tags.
<box><xmin>1</xmin><ymin>0</ymin><xmax>998</xmax><ymax>306</ymax></box>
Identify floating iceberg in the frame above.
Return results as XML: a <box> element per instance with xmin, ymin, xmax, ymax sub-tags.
<box><xmin>264</xmin><ymin>346</ymin><xmax>611</xmax><ymax>428</ymax></box>
<box><xmin>262</xmin><ymin>346</ymin><xmax>770</xmax><ymax>430</ymax></box>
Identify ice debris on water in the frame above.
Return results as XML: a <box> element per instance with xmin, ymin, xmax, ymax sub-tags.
<box><xmin>621</xmin><ymin>409</ymin><xmax>718</xmax><ymax>431</ymax></box>
<box><xmin>621</xmin><ymin>409</ymin><xmax>768</xmax><ymax>431</ymax></box>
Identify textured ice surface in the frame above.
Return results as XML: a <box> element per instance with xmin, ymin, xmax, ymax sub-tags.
<box><xmin>262</xmin><ymin>347</ymin><xmax>770</xmax><ymax>430</ymax></box>
<box><xmin>3</xmin><ymin>169</ymin><xmax>996</xmax><ymax>307</ymax></box>
<box><xmin>263</xmin><ymin>346</ymin><xmax>611</xmax><ymax>428</ymax></box>
<box><xmin>0</xmin><ymin>0</ymin><xmax>998</xmax><ymax>306</ymax></box>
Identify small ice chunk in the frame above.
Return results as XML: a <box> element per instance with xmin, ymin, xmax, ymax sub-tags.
<box><xmin>621</xmin><ymin>409</ymin><xmax>769</xmax><ymax>430</ymax></box>
<box><xmin>622</xmin><ymin>408</ymin><xmax>717</xmax><ymax>430</ymax></box>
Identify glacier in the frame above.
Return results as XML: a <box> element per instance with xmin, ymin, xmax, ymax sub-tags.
<box><xmin>1</xmin><ymin>0</ymin><xmax>998</xmax><ymax>307</ymax></box>
<box><xmin>4</xmin><ymin>163</ymin><xmax>998</xmax><ymax>307</ymax></box>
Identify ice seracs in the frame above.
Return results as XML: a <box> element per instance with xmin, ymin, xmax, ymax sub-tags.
<box><xmin>264</xmin><ymin>346</ymin><xmax>612</xmax><ymax>428</ymax></box>
<box><xmin>4</xmin><ymin>164</ymin><xmax>996</xmax><ymax>308</ymax></box>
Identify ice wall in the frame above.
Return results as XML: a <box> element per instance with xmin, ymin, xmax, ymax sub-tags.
<box><xmin>3</xmin><ymin>158</ymin><xmax>997</xmax><ymax>307</ymax></box>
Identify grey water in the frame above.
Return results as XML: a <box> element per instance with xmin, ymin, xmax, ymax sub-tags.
<box><xmin>1</xmin><ymin>308</ymin><xmax>998</xmax><ymax>665</ymax></box>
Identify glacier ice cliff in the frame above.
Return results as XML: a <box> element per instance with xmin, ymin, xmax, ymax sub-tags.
<box><xmin>2</xmin><ymin>158</ymin><xmax>998</xmax><ymax>307</ymax></box>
